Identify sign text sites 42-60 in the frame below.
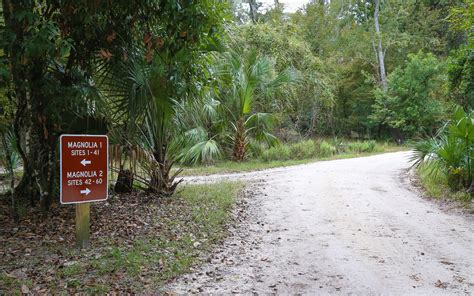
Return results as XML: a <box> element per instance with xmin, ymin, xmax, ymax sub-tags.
<box><xmin>60</xmin><ymin>135</ymin><xmax>108</xmax><ymax>204</ymax></box>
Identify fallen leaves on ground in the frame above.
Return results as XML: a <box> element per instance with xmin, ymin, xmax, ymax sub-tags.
<box><xmin>0</xmin><ymin>185</ymin><xmax>240</xmax><ymax>294</ymax></box>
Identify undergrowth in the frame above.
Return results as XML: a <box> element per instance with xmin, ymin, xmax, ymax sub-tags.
<box><xmin>417</xmin><ymin>164</ymin><xmax>472</xmax><ymax>204</ymax></box>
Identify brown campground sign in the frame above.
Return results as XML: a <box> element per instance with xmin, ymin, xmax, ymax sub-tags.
<box><xmin>60</xmin><ymin>134</ymin><xmax>108</xmax><ymax>204</ymax></box>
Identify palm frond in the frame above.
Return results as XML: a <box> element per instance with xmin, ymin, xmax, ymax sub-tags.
<box><xmin>410</xmin><ymin>138</ymin><xmax>439</xmax><ymax>167</ymax></box>
<box><xmin>180</xmin><ymin>139</ymin><xmax>221</xmax><ymax>165</ymax></box>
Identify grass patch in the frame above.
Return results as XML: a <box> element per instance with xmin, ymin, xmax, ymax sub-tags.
<box><xmin>85</xmin><ymin>182</ymin><xmax>241</xmax><ymax>291</ymax></box>
<box><xmin>84</xmin><ymin>283</ymin><xmax>110</xmax><ymax>294</ymax></box>
<box><xmin>417</xmin><ymin>164</ymin><xmax>472</xmax><ymax>204</ymax></box>
<box><xmin>185</xmin><ymin>183</ymin><xmax>236</xmax><ymax>240</ymax></box>
<box><xmin>59</xmin><ymin>263</ymin><xmax>84</xmax><ymax>277</ymax></box>
<box><xmin>90</xmin><ymin>182</ymin><xmax>242</xmax><ymax>291</ymax></box>
<box><xmin>180</xmin><ymin>141</ymin><xmax>406</xmax><ymax>176</ymax></box>
<box><xmin>0</xmin><ymin>273</ymin><xmax>32</xmax><ymax>295</ymax></box>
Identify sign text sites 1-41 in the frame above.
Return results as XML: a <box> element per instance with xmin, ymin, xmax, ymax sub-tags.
<box><xmin>60</xmin><ymin>135</ymin><xmax>109</xmax><ymax>204</ymax></box>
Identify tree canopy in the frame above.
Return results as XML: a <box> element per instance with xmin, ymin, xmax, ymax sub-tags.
<box><xmin>0</xmin><ymin>0</ymin><xmax>472</xmax><ymax>214</ymax></box>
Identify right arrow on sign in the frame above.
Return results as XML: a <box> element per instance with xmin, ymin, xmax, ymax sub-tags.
<box><xmin>81</xmin><ymin>159</ymin><xmax>92</xmax><ymax>166</ymax></box>
<box><xmin>80</xmin><ymin>188</ymin><xmax>91</xmax><ymax>195</ymax></box>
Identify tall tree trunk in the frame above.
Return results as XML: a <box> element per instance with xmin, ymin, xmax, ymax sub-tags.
<box><xmin>248</xmin><ymin>0</ymin><xmax>258</xmax><ymax>23</ymax></box>
<box><xmin>13</xmin><ymin>76</ymin><xmax>57</xmax><ymax>212</ymax></box>
<box><xmin>3</xmin><ymin>0</ymin><xmax>57</xmax><ymax>213</ymax></box>
<box><xmin>1</xmin><ymin>131</ymin><xmax>17</xmax><ymax>219</ymax></box>
<box><xmin>364</xmin><ymin>2</ymin><xmax>380</xmax><ymax>81</ymax></box>
<box><xmin>374</xmin><ymin>0</ymin><xmax>388</xmax><ymax>91</ymax></box>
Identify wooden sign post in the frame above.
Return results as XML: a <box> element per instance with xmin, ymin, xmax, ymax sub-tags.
<box><xmin>75</xmin><ymin>203</ymin><xmax>90</xmax><ymax>249</ymax></box>
<box><xmin>60</xmin><ymin>134</ymin><xmax>109</xmax><ymax>249</ymax></box>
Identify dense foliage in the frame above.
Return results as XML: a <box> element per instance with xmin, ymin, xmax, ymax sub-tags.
<box><xmin>447</xmin><ymin>2</ymin><xmax>474</xmax><ymax>109</ymax></box>
<box><xmin>371</xmin><ymin>52</ymin><xmax>446</xmax><ymax>139</ymax></box>
<box><xmin>0</xmin><ymin>0</ymin><xmax>472</xmax><ymax>213</ymax></box>
<box><xmin>0</xmin><ymin>0</ymin><xmax>228</xmax><ymax>213</ymax></box>
<box><xmin>411</xmin><ymin>1</ymin><xmax>474</xmax><ymax>199</ymax></box>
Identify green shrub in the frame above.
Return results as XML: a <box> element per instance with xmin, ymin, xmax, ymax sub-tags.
<box><xmin>318</xmin><ymin>141</ymin><xmax>336</xmax><ymax>157</ymax></box>
<box><xmin>331</xmin><ymin>138</ymin><xmax>346</xmax><ymax>153</ymax></box>
<box><xmin>260</xmin><ymin>144</ymin><xmax>291</xmax><ymax>162</ymax></box>
<box><xmin>289</xmin><ymin>140</ymin><xmax>317</xmax><ymax>159</ymax></box>
<box><xmin>248</xmin><ymin>141</ymin><xmax>265</xmax><ymax>158</ymax></box>
<box><xmin>412</xmin><ymin>108</ymin><xmax>474</xmax><ymax>193</ymax></box>
<box><xmin>363</xmin><ymin>140</ymin><xmax>377</xmax><ymax>152</ymax></box>
<box><xmin>260</xmin><ymin>139</ymin><xmax>380</xmax><ymax>162</ymax></box>
<box><xmin>374</xmin><ymin>141</ymin><xmax>388</xmax><ymax>152</ymax></box>
<box><xmin>347</xmin><ymin>142</ymin><xmax>361</xmax><ymax>153</ymax></box>
<box><xmin>347</xmin><ymin>140</ymin><xmax>377</xmax><ymax>153</ymax></box>
<box><xmin>418</xmin><ymin>163</ymin><xmax>472</xmax><ymax>203</ymax></box>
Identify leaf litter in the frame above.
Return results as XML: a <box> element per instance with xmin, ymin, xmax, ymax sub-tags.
<box><xmin>0</xmin><ymin>182</ymin><xmax>243</xmax><ymax>294</ymax></box>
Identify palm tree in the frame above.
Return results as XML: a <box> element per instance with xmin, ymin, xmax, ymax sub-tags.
<box><xmin>216</xmin><ymin>49</ymin><xmax>295</xmax><ymax>161</ymax></box>
<box><xmin>174</xmin><ymin>92</ymin><xmax>224</xmax><ymax>165</ymax></box>
<box><xmin>101</xmin><ymin>52</ymin><xmax>183</xmax><ymax>196</ymax></box>
<box><xmin>100</xmin><ymin>57</ymin><xmax>149</xmax><ymax>193</ymax></box>
<box><xmin>141</xmin><ymin>69</ymin><xmax>183</xmax><ymax>195</ymax></box>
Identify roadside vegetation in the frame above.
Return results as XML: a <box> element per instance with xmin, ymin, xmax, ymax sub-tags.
<box><xmin>410</xmin><ymin>3</ymin><xmax>474</xmax><ymax>206</ymax></box>
<box><xmin>412</xmin><ymin>108</ymin><xmax>474</xmax><ymax>206</ymax></box>
<box><xmin>181</xmin><ymin>139</ymin><xmax>405</xmax><ymax>176</ymax></box>
<box><xmin>417</xmin><ymin>165</ymin><xmax>472</xmax><ymax>206</ymax></box>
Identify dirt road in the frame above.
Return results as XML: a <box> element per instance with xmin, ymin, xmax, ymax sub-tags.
<box><xmin>168</xmin><ymin>152</ymin><xmax>474</xmax><ymax>294</ymax></box>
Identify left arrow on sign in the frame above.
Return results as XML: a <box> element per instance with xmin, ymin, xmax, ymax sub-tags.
<box><xmin>81</xmin><ymin>159</ymin><xmax>92</xmax><ymax>166</ymax></box>
<box><xmin>80</xmin><ymin>188</ymin><xmax>91</xmax><ymax>195</ymax></box>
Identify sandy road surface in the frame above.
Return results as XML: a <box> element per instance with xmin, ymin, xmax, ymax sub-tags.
<box><xmin>168</xmin><ymin>152</ymin><xmax>474</xmax><ymax>294</ymax></box>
